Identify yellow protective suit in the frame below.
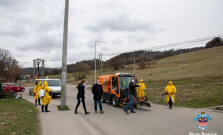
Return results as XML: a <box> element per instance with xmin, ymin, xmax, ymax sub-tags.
<box><xmin>33</xmin><ymin>81</ymin><xmax>43</xmax><ymax>99</ymax></box>
<box><xmin>165</xmin><ymin>81</ymin><xmax>176</xmax><ymax>103</ymax></box>
<box><xmin>41</xmin><ymin>81</ymin><xmax>52</xmax><ymax>105</ymax></box>
<box><xmin>137</xmin><ymin>79</ymin><xmax>146</xmax><ymax>98</ymax></box>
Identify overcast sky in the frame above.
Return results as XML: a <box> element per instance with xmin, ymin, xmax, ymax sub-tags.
<box><xmin>0</xmin><ymin>0</ymin><xmax>222</xmax><ymax>68</ymax></box>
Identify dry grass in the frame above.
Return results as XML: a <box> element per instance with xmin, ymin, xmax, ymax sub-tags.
<box><xmin>146</xmin><ymin>82</ymin><xmax>223</xmax><ymax>108</ymax></box>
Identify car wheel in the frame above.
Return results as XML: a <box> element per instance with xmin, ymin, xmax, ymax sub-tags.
<box><xmin>22</xmin><ymin>88</ymin><xmax>25</xmax><ymax>92</ymax></box>
<box><xmin>112</xmin><ymin>96</ymin><xmax>118</xmax><ymax>107</ymax></box>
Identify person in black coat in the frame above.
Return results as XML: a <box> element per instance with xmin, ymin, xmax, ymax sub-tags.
<box><xmin>74</xmin><ymin>80</ymin><xmax>90</xmax><ymax>115</ymax></box>
<box><xmin>92</xmin><ymin>80</ymin><xmax>104</xmax><ymax>113</ymax></box>
<box><xmin>124</xmin><ymin>78</ymin><xmax>140</xmax><ymax>114</ymax></box>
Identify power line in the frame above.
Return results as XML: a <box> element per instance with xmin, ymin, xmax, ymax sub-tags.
<box><xmin>102</xmin><ymin>34</ymin><xmax>223</xmax><ymax>56</ymax></box>
<box><xmin>42</xmin><ymin>0</ymin><xmax>62</xmax><ymax>52</ymax></box>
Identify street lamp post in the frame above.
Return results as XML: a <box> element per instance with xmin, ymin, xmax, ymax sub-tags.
<box><xmin>95</xmin><ymin>41</ymin><xmax>105</xmax><ymax>83</ymax></box>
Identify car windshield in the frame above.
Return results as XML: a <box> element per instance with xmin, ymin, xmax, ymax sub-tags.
<box><xmin>2</xmin><ymin>84</ymin><xmax>7</xmax><ymax>86</ymax></box>
<box><xmin>47</xmin><ymin>80</ymin><xmax>61</xmax><ymax>86</ymax></box>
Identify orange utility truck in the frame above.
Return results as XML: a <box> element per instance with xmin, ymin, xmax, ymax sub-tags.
<box><xmin>99</xmin><ymin>73</ymin><xmax>151</xmax><ymax>107</ymax></box>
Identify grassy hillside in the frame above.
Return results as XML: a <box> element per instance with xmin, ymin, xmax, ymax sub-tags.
<box><xmin>47</xmin><ymin>46</ymin><xmax>223</xmax><ymax>108</ymax></box>
<box><xmin>135</xmin><ymin>46</ymin><xmax>223</xmax><ymax>82</ymax></box>
<box><xmin>48</xmin><ymin>46</ymin><xmax>223</xmax><ymax>84</ymax></box>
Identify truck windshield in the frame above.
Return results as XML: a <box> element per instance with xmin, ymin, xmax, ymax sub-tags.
<box><xmin>119</xmin><ymin>76</ymin><xmax>134</xmax><ymax>91</ymax></box>
<box><xmin>47</xmin><ymin>80</ymin><xmax>61</xmax><ymax>86</ymax></box>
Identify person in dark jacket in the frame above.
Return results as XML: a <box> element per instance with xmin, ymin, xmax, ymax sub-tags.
<box><xmin>92</xmin><ymin>80</ymin><xmax>104</xmax><ymax>114</ymax></box>
<box><xmin>74</xmin><ymin>80</ymin><xmax>90</xmax><ymax>115</ymax></box>
<box><xmin>124</xmin><ymin>78</ymin><xmax>140</xmax><ymax>114</ymax></box>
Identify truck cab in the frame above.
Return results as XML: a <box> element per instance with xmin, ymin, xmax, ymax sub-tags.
<box><xmin>99</xmin><ymin>73</ymin><xmax>134</xmax><ymax>106</ymax></box>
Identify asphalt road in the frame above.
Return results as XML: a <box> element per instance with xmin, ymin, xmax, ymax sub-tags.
<box><xmin>24</xmin><ymin>85</ymin><xmax>223</xmax><ymax>135</ymax></box>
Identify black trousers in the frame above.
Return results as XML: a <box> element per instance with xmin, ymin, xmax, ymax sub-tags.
<box><xmin>35</xmin><ymin>98</ymin><xmax>41</xmax><ymax>105</ymax></box>
<box><xmin>75</xmin><ymin>99</ymin><xmax>87</xmax><ymax>113</ymax></box>
<box><xmin>168</xmin><ymin>96</ymin><xmax>173</xmax><ymax>108</ymax></box>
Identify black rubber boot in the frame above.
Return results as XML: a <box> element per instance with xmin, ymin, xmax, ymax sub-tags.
<box><xmin>35</xmin><ymin>99</ymin><xmax>37</xmax><ymax>106</ymax></box>
<box><xmin>45</xmin><ymin>105</ymin><xmax>50</xmax><ymax>112</ymax></box>
<box><xmin>41</xmin><ymin>105</ymin><xmax>44</xmax><ymax>112</ymax></box>
<box><xmin>38</xmin><ymin>98</ymin><xmax>41</xmax><ymax>105</ymax></box>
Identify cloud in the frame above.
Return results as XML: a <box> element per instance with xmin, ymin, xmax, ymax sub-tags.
<box><xmin>0</xmin><ymin>0</ymin><xmax>26</xmax><ymax>8</ymax></box>
<box><xmin>1</xmin><ymin>0</ymin><xmax>222</xmax><ymax>68</ymax></box>
<box><xmin>85</xmin><ymin>14</ymin><xmax>159</xmax><ymax>33</ymax></box>
<box><xmin>16</xmin><ymin>36</ymin><xmax>62</xmax><ymax>52</ymax></box>
<box><xmin>0</xmin><ymin>25</ymin><xmax>26</xmax><ymax>37</ymax></box>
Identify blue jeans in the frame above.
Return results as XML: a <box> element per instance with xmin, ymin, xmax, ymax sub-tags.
<box><xmin>125</xmin><ymin>94</ymin><xmax>134</xmax><ymax>111</ymax></box>
<box><xmin>94</xmin><ymin>100</ymin><xmax>103</xmax><ymax>111</ymax></box>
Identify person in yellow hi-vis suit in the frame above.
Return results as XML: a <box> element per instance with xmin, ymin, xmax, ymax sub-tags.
<box><xmin>33</xmin><ymin>81</ymin><xmax>43</xmax><ymax>106</ymax></box>
<box><xmin>165</xmin><ymin>81</ymin><xmax>176</xmax><ymax>109</ymax></box>
<box><xmin>41</xmin><ymin>81</ymin><xmax>52</xmax><ymax>112</ymax></box>
<box><xmin>137</xmin><ymin>79</ymin><xmax>146</xmax><ymax>98</ymax></box>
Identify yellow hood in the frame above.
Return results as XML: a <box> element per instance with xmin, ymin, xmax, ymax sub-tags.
<box><xmin>43</xmin><ymin>81</ymin><xmax>48</xmax><ymax>87</ymax></box>
<box><xmin>38</xmin><ymin>81</ymin><xmax>43</xmax><ymax>86</ymax></box>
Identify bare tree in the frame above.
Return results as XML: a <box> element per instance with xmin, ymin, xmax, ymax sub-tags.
<box><xmin>147</xmin><ymin>61</ymin><xmax>151</xmax><ymax>68</ymax></box>
<box><xmin>138</xmin><ymin>60</ymin><xmax>146</xmax><ymax>69</ymax></box>
<box><xmin>11</xmin><ymin>65</ymin><xmax>23</xmax><ymax>82</ymax></box>
<box><xmin>0</xmin><ymin>48</ymin><xmax>23</xmax><ymax>82</ymax></box>
<box><xmin>72</xmin><ymin>62</ymin><xmax>90</xmax><ymax>73</ymax></box>
<box><xmin>73</xmin><ymin>62</ymin><xmax>90</xmax><ymax>80</ymax></box>
<box><xmin>109</xmin><ymin>58</ymin><xmax>121</xmax><ymax>70</ymax></box>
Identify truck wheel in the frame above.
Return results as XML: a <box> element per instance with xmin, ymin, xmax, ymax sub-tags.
<box><xmin>112</xmin><ymin>96</ymin><xmax>118</xmax><ymax>107</ymax></box>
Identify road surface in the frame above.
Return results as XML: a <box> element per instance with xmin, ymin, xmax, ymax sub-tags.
<box><xmin>22</xmin><ymin>85</ymin><xmax>223</xmax><ymax>135</ymax></box>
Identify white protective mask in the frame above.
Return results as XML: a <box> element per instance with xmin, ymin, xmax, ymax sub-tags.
<box><xmin>132</xmin><ymin>80</ymin><xmax>135</xmax><ymax>83</ymax></box>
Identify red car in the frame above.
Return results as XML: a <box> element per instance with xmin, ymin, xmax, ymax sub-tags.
<box><xmin>2</xmin><ymin>83</ymin><xmax>25</xmax><ymax>92</ymax></box>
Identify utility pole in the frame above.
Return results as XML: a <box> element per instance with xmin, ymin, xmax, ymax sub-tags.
<box><xmin>36</xmin><ymin>58</ymin><xmax>41</xmax><ymax>79</ymax></box>
<box><xmin>95</xmin><ymin>41</ymin><xmax>105</xmax><ymax>83</ymax></box>
<box><xmin>99</xmin><ymin>53</ymin><xmax>100</xmax><ymax>75</ymax></box>
<box><xmin>61</xmin><ymin>0</ymin><xmax>69</xmax><ymax>109</ymax></box>
<box><xmin>41</xmin><ymin>59</ymin><xmax>45</xmax><ymax>78</ymax></box>
<box><xmin>100</xmin><ymin>53</ymin><xmax>102</xmax><ymax>75</ymax></box>
<box><xmin>134</xmin><ymin>52</ymin><xmax>135</xmax><ymax>75</ymax></box>
<box><xmin>58</xmin><ymin>67</ymin><xmax>60</xmax><ymax>79</ymax></box>
<box><xmin>33</xmin><ymin>60</ymin><xmax>36</xmax><ymax>84</ymax></box>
